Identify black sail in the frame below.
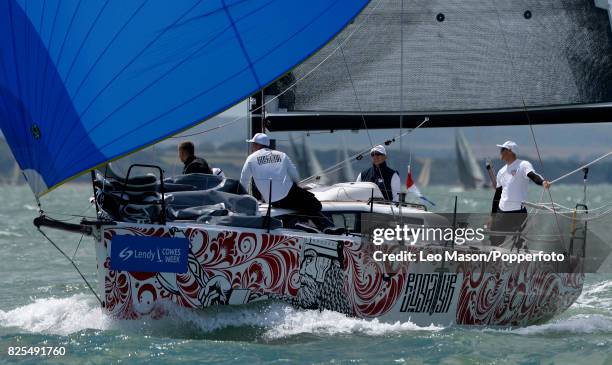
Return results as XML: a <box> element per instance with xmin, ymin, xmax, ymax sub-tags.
<box><xmin>264</xmin><ymin>0</ymin><xmax>612</xmax><ymax>131</ymax></box>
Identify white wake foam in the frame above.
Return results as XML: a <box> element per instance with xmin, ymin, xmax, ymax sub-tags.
<box><xmin>576</xmin><ymin>280</ymin><xmax>612</xmax><ymax>310</ymax></box>
<box><xmin>164</xmin><ymin>302</ymin><xmax>443</xmax><ymax>338</ymax></box>
<box><xmin>0</xmin><ymin>294</ymin><xmax>109</xmax><ymax>335</ymax></box>
<box><xmin>0</xmin><ymin>295</ymin><xmax>442</xmax><ymax>338</ymax></box>
<box><xmin>262</xmin><ymin>307</ymin><xmax>443</xmax><ymax>339</ymax></box>
<box><xmin>0</xmin><ymin>230</ymin><xmax>23</xmax><ymax>237</ymax></box>
<box><xmin>510</xmin><ymin>314</ymin><xmax>612</xmax><ymax>336</ymax></box>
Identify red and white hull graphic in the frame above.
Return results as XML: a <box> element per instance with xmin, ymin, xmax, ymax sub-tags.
<box><xmin>96</xmin><ymin>223</ymin><xmax>583</xmax><ymax>326</ymax></box>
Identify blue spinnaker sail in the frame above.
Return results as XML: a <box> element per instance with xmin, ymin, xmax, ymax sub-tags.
<box><xmin>0</xmin><ymin>0</ymin><xmax>368</xmax><ymax>197</ymax></box>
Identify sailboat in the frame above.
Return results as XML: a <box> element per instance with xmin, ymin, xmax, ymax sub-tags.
<box><xmin>1</xmin><ymin>1</ymin><xmax>608</xmax><ymax>326</ymax></box>
<box><xmin>288</xmin><ymin>133</ymin><xmax>331</xmax><ymax>185</ymax></box>
<box><xmin>455</xmin><ymin>130</ymin><xmax>485</xmax><ymax>190</ymax></box>
<box><xmin>416</xmin><ymin>158</ymin><xmax>431</xmax><ymax>187</ymax></box>
<box><xmin>337</xmin><ymin>136</ymin><xmax>355</xmax><ymax>183</ymax></box>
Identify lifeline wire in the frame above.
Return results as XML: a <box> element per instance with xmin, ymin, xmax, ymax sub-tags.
<box><xmin>550</xmin><ymin>150</ymin><xmax>612</xmax><ymax>184</ymax></box>
<box><xmin>301</xmin><ymin>117</ymin><xmax>429</xmax><ymax>183</ymax></box>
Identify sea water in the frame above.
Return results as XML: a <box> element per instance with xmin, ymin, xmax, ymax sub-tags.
<box><xmin>0</xmin><ymin>184</ymin><xmax>610</xmax><ymax>365</ymax></box>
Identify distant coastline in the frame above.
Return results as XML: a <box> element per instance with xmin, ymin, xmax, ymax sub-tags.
<box><xmin>3</xmin><ymin>140</ymin><xmax>611</xmax><ymax>187</ymax></box>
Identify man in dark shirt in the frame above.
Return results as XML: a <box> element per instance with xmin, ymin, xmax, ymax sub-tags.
<box><xmin>356</xmin><ymin>145</ymin><xmax>401</xmax><ymax>202</ymax></box>
<box><xmin>178</xmin><ymin>141</ymin><xmax>212</xmax><ymax>175</ymax></box>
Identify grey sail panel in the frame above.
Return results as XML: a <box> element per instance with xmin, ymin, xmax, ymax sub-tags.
<box><xmin>267</xmin><ymin>0</ymin><xmax>612</xmax><ymax>116</ymax></box>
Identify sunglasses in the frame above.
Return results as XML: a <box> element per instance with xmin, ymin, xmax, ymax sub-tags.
<box><xmin>500</xmin><ymin>147</ymin><xmax>508</xmax><ymax>153</ymax></box>
<box><xmin>370</xmin><ymin>152</ymin><xmax>385</xmax><ymax>157</ymax></box>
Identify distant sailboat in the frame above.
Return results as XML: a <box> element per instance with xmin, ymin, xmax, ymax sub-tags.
<box><xmin>337</xmin><ymin>136</ymin><xmax>355</xmax><ymax>182</ymax></box>
<box><xmin>302</xmin><ymin>135</ymin><xmax>330</xmax><ymax>185</ymax></box>
<box><xmin>416</xmin><ymin>158</ymin><xmax>431</xmax><ymax>187</ymax></box>
<box><xmin>455</xmin><ymin>130</ymin><xmax>485</xmax><ymax>189</ymax></box>
<box><xmin>288</xmin><ymin>133</ymin><xmax>330</xmax><ymax>185</ymax></box>
<box><xmin>288</xmin><ymin>133</ymin><xmax>309</xmax><ymax>178</ymax></box>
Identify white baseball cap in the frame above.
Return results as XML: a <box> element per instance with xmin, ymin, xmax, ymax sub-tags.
<box><xmin>370</xmin><ymin>145</ymin><xmax>387</xmax><ymax>156</ymax></box>
<box><xmin>246</xmin><ymin>133</ymin><xmax>270</xmax><ymax>146</ymax></box>
<box><xmin>496</xmin><ymin>141</ymin><xmax>518</xmax><ymax>155</ymax></box>
<box><xmin>212</xmin><ymin>167</ymin><xmax>225</xmax><ymax>178</ymax></box>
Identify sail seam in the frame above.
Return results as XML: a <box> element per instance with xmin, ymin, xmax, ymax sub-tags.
<box><xmin>221</xmin><ymin>0</ymin><xmax>262</xmax><ymax>88</ymax></box>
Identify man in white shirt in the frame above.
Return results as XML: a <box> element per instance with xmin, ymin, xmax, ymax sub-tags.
<box><xmin>355</xmin><ymin>145</ymin><xmax>401</xmax><ymax>202</ymax></box>
<box><xmin>240</xmin><ymin>133</ymin><xmax>328</xmax><ymax>230</ymax></box>
<box><xmin>490</xmin><ymin>141</ymin><xmax>550</xmax><ymax>247</ymax></box>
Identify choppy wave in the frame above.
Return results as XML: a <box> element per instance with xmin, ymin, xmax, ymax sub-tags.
<box><xmin>1</xmin><ymin>279</ymin><xmax>609</xmax><ymax>338</ymax></box>
<box><xmin>0</xmin><ymin>295</ymin><xmax>109</xmax><ymax>335</ymax></box>
<box><xmin>163</xmin><ymin>302</ymin><xmax>442</xmax><ymax>338</ymax></box>
<box><xmin>0</xmin><ymin>295</ymin><xmax>441</xmax><ymax>338</ymax></box>
<box><xmin>0</xmin><ymin>230</ymin><xmax>23</xmax><ymax>238</ymax></box>
<box><xmin>510</xmin><ymin>314</ymin><xmax>612</xmax><ymax>335</ymax></box>
<box><xmin>576</xmin><ymin>280</ymin><xmax>612</xmax><ymax>310</ymax></box>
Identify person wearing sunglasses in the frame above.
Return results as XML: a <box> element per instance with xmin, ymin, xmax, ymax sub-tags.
<box><xmin>356</xmin><ymin>145</ymin><xmax>401</xmax><ymax>202</ymax></box>
<box><xmin>489</xmin><ymin>141</ymin><xmax>550</xmax><ymax>247</ymax></box>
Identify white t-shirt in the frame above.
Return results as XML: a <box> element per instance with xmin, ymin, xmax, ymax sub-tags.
<box><xmin>496</xmin><ymin>159</ymin><xmax>536</xmax><ymax>211</ymax></box>
<box><xmin>240</xmin><ymin>148</ymin><xmax>300</xmax><ymax>203</ymax></box>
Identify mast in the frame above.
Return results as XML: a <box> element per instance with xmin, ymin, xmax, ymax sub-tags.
<box><xmin>249</xmin><ymin>91</ymin><xmax>265</xmax><ymax>137</ymax></box>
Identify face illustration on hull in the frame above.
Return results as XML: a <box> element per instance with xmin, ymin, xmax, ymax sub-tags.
<box><xmin>296</xmin><ymin>246</ymin><xmax>352</xmax><ymax>315</ymax></box>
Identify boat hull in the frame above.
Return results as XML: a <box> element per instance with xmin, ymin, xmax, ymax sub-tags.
<box><xmin>96</xmin><ymin>223</ymin><xmax>584</xmax><ymax>326</ymax></box>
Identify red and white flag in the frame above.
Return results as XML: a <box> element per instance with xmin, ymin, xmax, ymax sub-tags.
<box><xmin>406</xmin><ymin>165</ymin><xmax>435</xmax><ymax>206</ymax></box>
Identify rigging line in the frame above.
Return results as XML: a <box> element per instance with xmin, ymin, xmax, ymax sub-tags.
<box><xmin>338</xmin><ymin>41</ymin><xmax>400</xmax><ymax>213</ymax></box>
<box><xmin>170</xmin><ymin>0</ymin><xmax>386</xmax><ymax>140</ymax></box>
<box><xmin>527</xmin><ymin>117</ymin><xmax>566</xmax><ymax>247</ymax></box>
<box><xmin>550</xmin><ymin>150</ymin><xmax>612</xmax><ymax>184</ymax></box>
<box><xmin>523</xmin><ymin>203</ymin><xmax>612</xmax><ymax>222</ymax></box>
<box><xmin>491</xmin><ymin>6</ymin><xmax>565</xmax><ymax>247</ymax></box>
<box><xmin>300</xmin><ymin>117</ymin><xmax>429</xmax><ymax>183</ymax></box>
<box><xmin>41</xmin><ymin>200</ymin><xmax>95</xmax><ymax>222</ymax></box>
<box><xmin>399</xmin><ymin>0</ymin><xmax>406</xmax><ymax>218</ymax></box>
<box><xmin>301</xmin><ymin>117</ymin><xmax>429</xmax><ymax>183</ymax></box>
<box><xmin>170</xmin><ymin>116</ymin><xmax>246</xmax><ymax>138</ymax></box>
<box><xmin>37</xmin><ymin>226</ymin><xmax>102</xmax><ymax>305</ymax></box>
<box><xmin>72</xmin><ymin>233</ymin><xmax>84</xmax><ymax>261</ymax></box>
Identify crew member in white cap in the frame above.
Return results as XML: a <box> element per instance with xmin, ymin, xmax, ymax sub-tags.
<box><xmin>355</xmin><ymin>145</ymin><xmax>401</xmax><ymax>202</ymax></box>
<box><xmin>490</xmin><ymin>141</ymin><xmax>550</xmax><ymax>246</ymax></box>
<box><xmin>240</xmin><ymin>133</ymin><xmax>329</xmax><ymax>230</ymax></box>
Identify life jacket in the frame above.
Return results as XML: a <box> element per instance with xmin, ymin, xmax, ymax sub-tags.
<box><xmin>359</xmin><ymin>161</ymin><xmax>398</xmax><ymax>201</ymax></box>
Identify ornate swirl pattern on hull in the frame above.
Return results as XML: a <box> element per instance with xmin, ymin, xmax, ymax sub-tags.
<box><xmin>456</xmin><ymin>260</ymin><xmax>584</xmax><ymax>326</ymax></box>
<box><xmin>342</xmin><ymin>242</ymin><xmax>409</xmax><ymax>318</ymax></box>
<box><xmin>98</xmin><ymin>225</ymin><xmax>584</xmax><ymax>325</ymax></box>
<box><xmin>101</xmin><ymin>226</ymin><xmax>302</xmax><ymax>319</ymax></box>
